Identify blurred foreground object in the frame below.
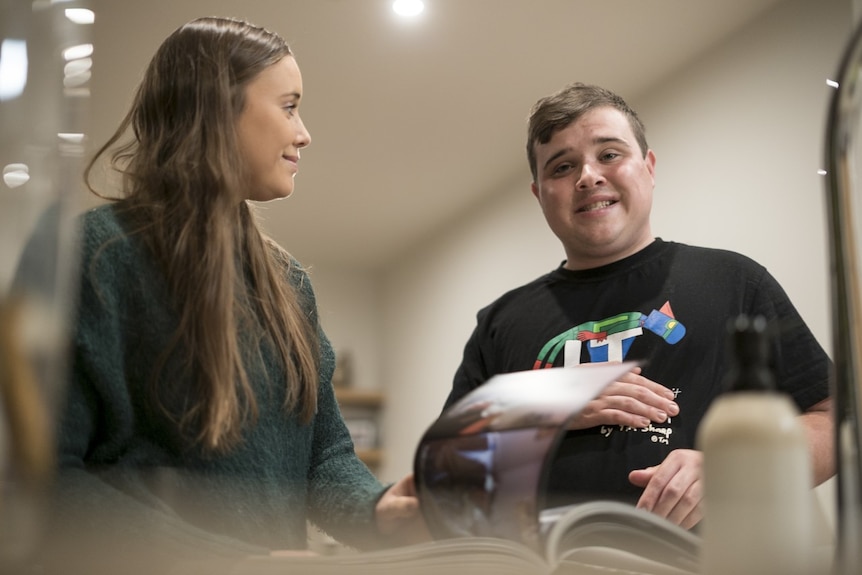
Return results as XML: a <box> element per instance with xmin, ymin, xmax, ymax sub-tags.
<box><xmin>824</xmin><ymin>13</ymin><xmax>862</xmax><ymax>575</ymax></box>
<box><xmin>0</xmin><ymin>0</ymin><xmax>92</xmax><ymax>568</ymax></box>
<box><xmin>698</xmin><ymin>315</ymin><xmax>812</xmax><ymax>575</ymax></box>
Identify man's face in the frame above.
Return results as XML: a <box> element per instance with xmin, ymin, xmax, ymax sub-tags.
<box><xmin>530</xmin><ymin>106</ymin><xmax>656</xmax><ymax>270</ymax></box>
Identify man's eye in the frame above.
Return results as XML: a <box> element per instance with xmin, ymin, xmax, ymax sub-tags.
<box><xmin>601</xmin><ymin>152</ymin><xmax>620</xmax><ymax>161</ymax></box>
<box><xmin>553</xmin><ymin>163</ymin><xmax>574</xmax><ymax>176</ymax></box>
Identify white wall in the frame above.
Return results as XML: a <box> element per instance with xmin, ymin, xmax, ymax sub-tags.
<box><xmin>366</xmin><ymin>0</ymin><xmax>847</xmax><ymax>478</ymax></box>
<box><xmin>378</xmin><ymin>184</ymin><xmax>562</xmax><ymax>478</ymax></box>
<box><xmin>642</xmin><ymin>0</ymin><xmax>843</xmax><ymax>353</ymax></box>
<box><xmin>311</xmin><ymin>0</ymin><xmax>850</xmax><ymax>526</ymax></box>
<box><xmin>638</xmin><ymin>0</ymin><xmax>848</xmax><ymax>531</ymax></box>
<box><xmin>305</xmin><ymin>265</ymin><xmax>383</xmax><ymax>394</ymax></box>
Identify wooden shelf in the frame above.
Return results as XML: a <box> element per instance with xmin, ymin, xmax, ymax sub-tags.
<box><xmin>334</xmin><ymin>387</ymin><xmax>384</xmax><ymax>408</ymax></box>
<box><xmin>354</xmin><ymin>448</ymin><xmax>383</xmax><ymax>467</ymax></box>
<box><xmin>334</xmin><ymin>387</ymin><xmax>384</xmax><ymax>468</ymax></box>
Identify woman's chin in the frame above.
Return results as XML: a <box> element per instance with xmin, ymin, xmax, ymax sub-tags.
<box><xmin>247</xmin><ymin>187</ymin><xmax>294</xmax><ymax>203</ymax></box>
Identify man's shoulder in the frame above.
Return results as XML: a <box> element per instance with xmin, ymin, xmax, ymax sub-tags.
<box><xmin>475</xmin><ymin>268</ymin><xmax>560</xmax><ymax>318</ymax></box>
<box><xmin>664</xmin><ymin>240</ymin><xmax>765</xmax><ymax>270</ymax></box>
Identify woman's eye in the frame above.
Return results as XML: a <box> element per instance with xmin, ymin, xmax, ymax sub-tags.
<box><xmin>283</xmin><ymin>104</ymin><xmax>297</xmax><ymax>116</ymax></box>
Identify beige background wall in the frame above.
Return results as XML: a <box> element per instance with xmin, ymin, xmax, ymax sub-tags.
<box><xmin>309</xmin><ymin>0</ymin><xmax>849</xmax><ymax>532</ymax></box>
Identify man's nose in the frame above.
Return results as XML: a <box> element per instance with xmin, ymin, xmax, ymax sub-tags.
<box><xmin>577</xmin><ymin>162</ymin><xmax>605</xmax><ymax>189</ymax></box>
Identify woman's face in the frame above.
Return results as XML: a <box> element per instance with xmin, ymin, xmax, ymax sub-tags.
<box><xmin>236</xmin><ymin>55</ymin><xmax>311</xmax><ymax>202</ymax></box>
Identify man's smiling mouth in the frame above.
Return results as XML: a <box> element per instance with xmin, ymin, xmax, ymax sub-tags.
<box><xmin>578</xmin><ymin>200</ymin><xmax>616</xmax><ymax>213</ymax></box>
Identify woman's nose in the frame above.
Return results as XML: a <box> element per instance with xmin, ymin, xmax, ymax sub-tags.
<box><xmin>296</xmin><ymin>117</ymin><xmax>311</xmax><ymax>148</ymax></box>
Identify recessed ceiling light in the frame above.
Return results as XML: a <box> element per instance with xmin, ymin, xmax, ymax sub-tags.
<box><xmin>393</xmin><ymin>0</ymin><xmax>424</xmax><ymax>17</ymax></box>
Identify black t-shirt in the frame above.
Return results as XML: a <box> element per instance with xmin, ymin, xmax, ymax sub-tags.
<box><xmin>445</xmin><ymin>239</ymin><xmax>831</xmax><ymax>507</ymax></box>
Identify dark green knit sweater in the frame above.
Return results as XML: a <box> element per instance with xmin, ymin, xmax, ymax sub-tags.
<box><xmin>46</xmin><ymin>203</ymin><xmax>386</xmax><ymax>570</ymax></box>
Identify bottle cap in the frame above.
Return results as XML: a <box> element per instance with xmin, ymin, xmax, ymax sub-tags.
<box><xmin>725</xmin><ymin>314</ymin><xmax>775</xmax><ymax>391</ymax></box>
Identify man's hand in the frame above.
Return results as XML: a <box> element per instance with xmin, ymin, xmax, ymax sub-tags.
<box><xmin>568</xmin><ymin>366</ymin><xmax>679</xmax><ymax>430</ymax></box>
<box><xmin>375</xmin><ymin>473</ymin><xmax>431</xmax><ymax>545</ymax></box>
<box><xmin>629</xmin><ymin>448</ymin><xmax>703</xmax><ymax>529</ymax></box>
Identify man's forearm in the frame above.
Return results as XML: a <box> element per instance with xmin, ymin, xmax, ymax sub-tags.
<box><xmin>799</xmin><ymin>397</ymin><xmax>835</xmax><ymax>485</ymax></box>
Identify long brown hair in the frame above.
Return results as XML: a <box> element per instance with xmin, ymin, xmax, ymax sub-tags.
<box><xmin>84</xmin><ymin>17</ymin><xmax>319</xmax><ymax>452</ymax></box>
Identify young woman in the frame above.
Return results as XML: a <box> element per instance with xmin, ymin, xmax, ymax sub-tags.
<box><xmin>46</xmin><ymin>16</ymin><xmax>423</xmax><ymax>572</ymax></box>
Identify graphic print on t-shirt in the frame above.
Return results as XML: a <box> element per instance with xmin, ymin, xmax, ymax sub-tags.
<box><xmin>533</xmin><ymin>301</ymin><xmax>686</xmax><ymax>447</ymax></box>
<box><xmin>533</xmin><ymin>301</ymin><xmax>686</xmax><ymax>369</ymax></box>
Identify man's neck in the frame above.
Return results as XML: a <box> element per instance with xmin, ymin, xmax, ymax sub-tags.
<box><xmin>563</xmin><ymin>237</ymin><xmax>657</xmax><ymax>271</ymax></box>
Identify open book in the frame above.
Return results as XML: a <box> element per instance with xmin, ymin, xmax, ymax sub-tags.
<box><xmin>228</xmin><ymin>364</ymin><xmax>701</xmax><ymax>575</ymax></box>
<box><xmin>411</xmin><ymin>362</ymin><xmax>700</xmax><ymax>574</ymax></box>
<box><xmin>230</xmin><ymin>501</ymin><xmax>699</xmax><ymax>575</ymax></box>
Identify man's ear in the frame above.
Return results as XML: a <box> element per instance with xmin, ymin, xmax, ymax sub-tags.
<box><xmin>530</xmin><ymin>181</ymin><xmax>540</xmax><ymax>200</ymax></box>
<box><xmin>646</xmin><ymin>149</ymin><xmax>657</xmax><ymax>182</ymax></box>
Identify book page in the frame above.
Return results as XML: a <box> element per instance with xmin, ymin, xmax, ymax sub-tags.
<box><xmin>414</xmin><ymin>363</ymin><xmax>637</xmax><ymax>552</ymax></box>
<box><xmin>229</xmin><ymin>537</ymin><xmax>549</xmax><ymax>575</ymax></box>
<box><xmin>543</xmin><ymin>500</ymin><xmax>700</xmax><ymax>574</ymax></box>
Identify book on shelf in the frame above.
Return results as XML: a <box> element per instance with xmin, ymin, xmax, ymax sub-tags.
<box><xmin>229</xmin><ymin>363</ymin><xmax>701</xmax><ymax>575</ymax></box>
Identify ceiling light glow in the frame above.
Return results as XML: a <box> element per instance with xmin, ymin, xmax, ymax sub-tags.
<box><xmin>58</xmin><ymin>133</ymin><xmax>85</xmax><ymax>143</ymax></box>
<box><xmin>64</xmin><ymin>8</ymin><xmax>95</xmax><ymax>24</ymax></box>
<box><xmin>0</xmin><ymin>39</ymin><xmax>28</xmax><ymax>101</ymax></box>
<box><xmin>3</xmin><ymin>163</ymin><xmax>30</xmax><ymax>189</ymax></box>
<box><xmin>63</xmin><ymin>43</ymin><xmax>93</xmax><ymax>61</ymax></box>
<box><xmin>63</xmin><ymin>56</ymin><xmax>92</xmax><ymax>88</ymax></box>
<box><xmin>393</xmin><ymin>0</ymin><xmax>424</xmax><ymax>17</ymax></box>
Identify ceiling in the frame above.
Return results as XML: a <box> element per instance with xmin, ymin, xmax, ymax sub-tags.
<box><xmin>87</xmin><ymin>0</ymin><xmax>786</xmax><ymax>270</ymax></box>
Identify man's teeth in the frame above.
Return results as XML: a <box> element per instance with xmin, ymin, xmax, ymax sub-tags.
<box><xmin>581</xmin><ymin>200</ymin><xmax>614</xmax><ymax>212</ymax></box>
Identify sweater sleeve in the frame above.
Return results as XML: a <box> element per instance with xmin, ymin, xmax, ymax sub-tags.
<box><xmin>286</xmin><ymin>262</ymin><xmax>389</xmax><ymax>549</ymax></box>
<box><xmin>305</xmin><ymin>347</ymin><xmax>391</xmax><ymax>549</ymax></box>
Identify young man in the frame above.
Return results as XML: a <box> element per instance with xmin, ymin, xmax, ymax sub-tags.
<box><xmin>442</xmin><ymin>83</ymin><xmax>834</xmax><ymax>530</ymax></box>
